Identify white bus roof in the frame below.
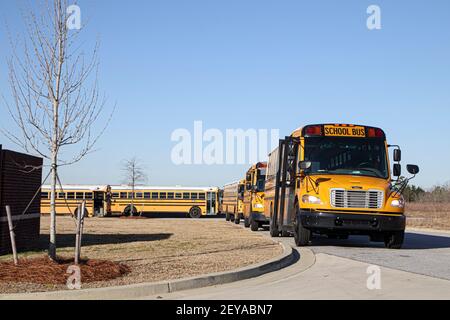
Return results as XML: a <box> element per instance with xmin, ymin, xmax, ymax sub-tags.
<box><xmin>223</xmin><ymin>181</ymin><xmax>240</xmax><ymax>187</ymax></box>
<box><xmin>109</xmin><ymin>185</ymin><xmax>218</xmax><ymax>191</ymax></box>
<box><xmin>41</xmin><ymin>185</ymin><xmax>108</xmax><ymax>191</ymax></box>
<box><xmin>41</xmin><ymin>185</ymin><xmax>219</xmax><ymax>192</ymax></box>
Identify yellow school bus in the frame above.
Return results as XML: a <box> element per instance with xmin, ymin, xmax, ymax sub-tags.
<box><xmin>265</xmin><ymin>124</ymin><xmax>419</xmax><ymax>249</ymax></box>
<box><xmin>109</xmin><ymin>186</ymin><xmax>220</xmax><ymax>218</ymax></box>
<box><xmin>243</xmin><ymin>162</ymin><xmax>268</xmax><ymax>231</ymax></box>
<box><xmin>222</xmin><ymin>179</ymin><xmax>245</xmax><ymax>224</ymax></box>
<box><xmin>41</xmin><ymin>185</ymin><xmax>108</xmax><ymax>217</ymax></box>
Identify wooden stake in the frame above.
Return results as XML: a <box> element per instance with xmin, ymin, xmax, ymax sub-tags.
<box><xmin>5</xmin><ymin>206</ymin><xmax>18</xmax><ymax>265</ymax></box>
<box><xmin>74</xmin><ymin>203</ymin><xmax>82</xmax><ymax>265</ymax></box>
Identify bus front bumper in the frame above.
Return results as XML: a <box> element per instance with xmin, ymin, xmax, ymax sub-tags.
<box><xmin>251</xmin><ymin>212</ymin><xmax>270</xmax><ymax>224</ymax></box>
<box><xmin>299</xmin><ymin>210</ymin><xmax>405</xmax><ymax>233</ymax></box>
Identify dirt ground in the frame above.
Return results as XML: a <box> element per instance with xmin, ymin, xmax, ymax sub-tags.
<box><xmin>0</xmin><ymin>216</ymin><xmax>282</xmax><ymax>294</ymax></box>
<box><xmin>406</xmin><ymin>202</ymin><xmax>450</xmax><ymax>230</ymax></box>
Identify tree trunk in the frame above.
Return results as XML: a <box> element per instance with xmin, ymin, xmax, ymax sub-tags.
<box><xmin>48</xmin><ymin>144</ymin><xmax>58</xmax><ymax>260</ymax></box>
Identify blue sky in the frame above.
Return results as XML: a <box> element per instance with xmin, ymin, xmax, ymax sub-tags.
<box><xmin>0</xmin><ymin>0</ymin><xmax>449</xmax><ymax>188</ymax></box>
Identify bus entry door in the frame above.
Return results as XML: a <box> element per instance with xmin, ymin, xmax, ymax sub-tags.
<box><xmin>206</xmin><ymin>192</ymin><xmax>217</xmax><ymax>215</ymax></box>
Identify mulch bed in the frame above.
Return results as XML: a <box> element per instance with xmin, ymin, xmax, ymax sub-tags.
<box><xmin>0</xmin><ymin>257</ymin><xmax>130</xmax><ymax>285</ymax></box>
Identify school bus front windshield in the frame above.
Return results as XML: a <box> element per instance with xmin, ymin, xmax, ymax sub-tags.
<box><xmin>304</xmin><ymin>137</ymin><xmax>389</xmax><ymax>179</ymax></box>
<box><xmin>256</xmin><ymin>169</ymin><xmax>266</xmax><ymax>192</ymax></box>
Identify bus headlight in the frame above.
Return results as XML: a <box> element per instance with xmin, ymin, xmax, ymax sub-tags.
<box><xmin>302</xmin><ymin>195</ymin><xmax>323</xmax><ymax>205</ymax></box>
<box><xmin>254</xmin><ymin>203</ymin><xmax>264</xmax><ymax>209</ymax></box>
<box><xmin>391</xmin><ymin>198</ymin><xmax>405</xmax><ymax>208</ymax></box>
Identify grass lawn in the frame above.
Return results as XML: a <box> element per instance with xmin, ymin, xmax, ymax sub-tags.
<box><xmin>0</xmin><ymin>216</ymin><xmax>282</xmax><ymax>294</ymax></box>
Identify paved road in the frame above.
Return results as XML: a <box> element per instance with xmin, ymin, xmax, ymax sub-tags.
<box><xmin>145</xmin><ymin>221</ymin><xmax>450</xmax><ymax>300</ymax></box>
<box><xmin>303</xmin><ymin>229</ymin><xmax>450</xmax><ymax>281</ymax></box>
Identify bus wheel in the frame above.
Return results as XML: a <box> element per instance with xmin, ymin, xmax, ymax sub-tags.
<box><xmin>250</xmin><ymin>217</ymin><xmax>259</xmax><ymax>232</ymax></box>
<box><xmin>74</xmin><ymin>208</ymin><xmax>88</xmax><ymax>219</ymax></box>
<box><xmin>244</xmin><ymin>217</ymin><xmax>250</xmax><ymax>228</ymax></box>
<box><xmin>384</xmin><ymin>231</ymin><xmax>404</xmax><ymax>249</ymax></box>
<box><xmin>225</xmin><ymin>213</ymin><xmax>231</xmax><ymax>221</ymax></box>
<box><xmin>123</xmin><ymin>205</ymin><xmax>138</xmax><ymax>217</ymax></box>
<box><xmin>234</xmin><ymin>214</ymin><xmax>241</xmax><ymax>225</ymax></box>
<box><xmin>269</xmin><ymin>219</ymin><xmax>280</xmax><ymax>237</ymax></box>
<box><xmin>189</xmin><ymin>206</ymin><xmax>202</xmax><ymax>219</ymax></box>
<box><xmin>293</xmin><ymin>207</ymin><xmax>310</xmax><ymax>246</ymax></box>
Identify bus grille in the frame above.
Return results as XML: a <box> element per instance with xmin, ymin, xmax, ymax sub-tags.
<box><xmin>330</xmin><ymin>189</ymin><xmax>384</xmax><ymax>209</ymax></box>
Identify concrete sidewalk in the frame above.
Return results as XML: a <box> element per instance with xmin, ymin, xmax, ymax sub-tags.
<box><xmin>145</xmin><ymin>250</ymin><xmax>450</xmax><ymax>300</ymax></box>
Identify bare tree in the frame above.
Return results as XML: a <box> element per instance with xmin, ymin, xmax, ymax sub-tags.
<box><xmin>121</xmin><ymin>157</ymin><xmax>148</xmax><ymax>216</ymax></box>
<box><xmin>1</xmin><ymin>0</ymin><xmax>113</xmax><ymax>260</ymax></box>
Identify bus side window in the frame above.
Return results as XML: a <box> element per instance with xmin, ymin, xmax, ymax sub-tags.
<box><xmin>128</xmin><ymin>193</ymin><xmax>134</xmax><ymax>199</ymax></box>
<box><xmin>183</xmin><ymin>193</ymin><xmax>190</xmax><ymax>199</ymax></box>
<box><xmin>175</xmin><ymin>193</ymin><xmax>182</xmax><ymax>200</ymax></box>
<box><xmin>58</xmin><ymin>192</ymin><xmax>66</xmax><ymax>199</ymax></box>
<box><xmin>152</xmin><ymin>192</ymin><xmax>159</xmax><ymax>199</ymax></box>
<box><xmin>136</xmin><ymin>193</ymin><xmax>143</xmax><ymax>199</ymax></box>
<box><xmin>191</xmin><ymin>193</ymin><xmax>198</xmax><ymax>200</ymax></box>
<box><xmin>120</xmin><ymin>192</ymin><xmax>127</xmax><ymax>199</ymax></box>
<box><xmin>76</xmin><ymin>192</ymin><xmax>84</xmax><ymax>200</ymax></box>
<box><xmin>67</xmin><ymin>192</ymin><xmax>75</xmax><ymax>200</ymax></box>
<box><xmin>199</xmin><ymin>193</ymin><xmax>206</xmax><ymax>200</ymax></box>
<box><xmin>41</xmin><ymin>192</ymin><xmax>49</xmax><ymax>199</ymax></box>
<box><xmin>144</xmin><ymin>192</ymin><xmax>151</xmax><ymax>199</ymax></box>
<box><xmin>112</xmin><ymin>193</ymin><xmax>120</xmax><ymax>199</ymax></box>
<box><xmin>160</xmin><ymin>192</ymin><xmax>167</xmax><ymax>199</ymax></box>
<box><xmin>85</xmin><ymin>192</ymin><xmax>93</xmax><ymax>199</ymax></box>
<box><xmin>168</xmin><ymin>193</ymin><xmax>174</xmax><ymax>199</ymax></box>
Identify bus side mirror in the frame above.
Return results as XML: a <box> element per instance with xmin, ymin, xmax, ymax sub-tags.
<box><xmin>393</xmin><ymin>163</ymin><xmax>401</xmax><ymax>177</ymax></box>
<box><xmin>407</xmin><ymin>164</ymin><xmax>419</xmax><ymax>175</ymax></box>
<box><xmin>393</xmin><ymin>149</ymin><xmax>402</xmax><ymax>162</ymax></box>
<box><xmin>299</xmin><ymin>161</ymin><xmax>312</xmax><ymax>171</ymax></box>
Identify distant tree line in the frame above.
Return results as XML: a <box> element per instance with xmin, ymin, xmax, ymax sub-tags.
<box><xmin>404</xmin><ymin>183</ymin><xmax>450</xmax><ymax>203</ymax></box>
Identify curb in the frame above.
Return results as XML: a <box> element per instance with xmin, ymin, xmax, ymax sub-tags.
<box><xmin>0</xmin><ymin>242</ymin><xmax>295</xmax><ymax>300</ymax></box>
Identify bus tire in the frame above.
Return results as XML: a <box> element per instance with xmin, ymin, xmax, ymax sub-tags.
<box><xmin>250</xmin><ymin>217</ymin><xmax>259</xmax><ymax>231</ymax></box>
<box><xmin>74</xmin><ymin>208</ymin><xmax>88</xmax><ymax>219</ymax></box>
<box><xmin>269</xmin><ymin>219</ymin><xmax>280</xmax><ymax>237</ymax></box>
<box><xmin>234</xmin><ymin>214</ymin><xmax>241</xmax><ymax>225</ymax></box>
<box><xmin>384</xmin><ymin>231</ymin><xmax>404</xmax><ymax>249</ymax></box>
<box><xmin>294</xmin><ymin>210</ymin><xmax>311</xmax><ymax>247</ymax></box>
<box><xmin>123</xmin><ymin>205</ymin><xmax>138</xmax><ymax>217</ymax></box>
<box><xmin>189</xmin><ymin>206</ymin><xmax>202</xmax><ymax>219</ymax></box>
<box><xmin>225</xmin><ymin>212</ymin><xmax>231</xmax><ymax>221</ymax></box>
<box><xmin>244</xmin><ymin>217</ymin><xmax>250</xmax><ymax>228</ymax></box>
<box><xmin>270</xmin><ymin>203</ymin><xmax>280</xmax><ymax>237</ymax></box>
